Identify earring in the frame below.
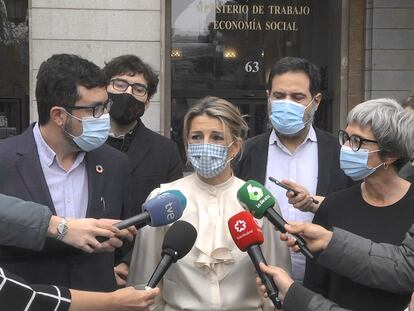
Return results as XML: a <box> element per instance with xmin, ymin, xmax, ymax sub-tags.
<box><xmin>384</xmin><ymin>163</ymin><xmax>389</xmax><ymax>170</ymax></box>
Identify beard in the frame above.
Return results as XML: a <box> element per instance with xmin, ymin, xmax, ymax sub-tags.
<box><xmin>62</xmin><ymin>117</ymin><xmax>82</xmax><ymax>152</ymax></box>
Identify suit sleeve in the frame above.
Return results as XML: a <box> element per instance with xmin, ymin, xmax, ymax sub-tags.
<box><xmin>116</xmin><ymin>154</ymin><xmax>135</xmax><ymax>264</ymax></box>
<box><xmin>283</xmin><ymin>282</ymin><xmax>351</xmax><ymax>311</ymax></box>
<box><xmin>303</xmin><ymin>199</ymin><xmax>331</xmax><ymax>296</ymax></box>
<box><xmin>0</xmin><ymin>194</ymin><xmax>52</xmax><ymax>251</ymax></box>
<box><xmin>317</xmin><ymin>225</ymin><xmax>414</xmax><ymax>294</ymax></box>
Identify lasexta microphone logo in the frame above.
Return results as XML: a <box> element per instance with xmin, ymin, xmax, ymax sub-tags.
<box><xmin>247</xmin><ymin>184</ymin><xmax>263</xmax><ymax>201</ymax></box>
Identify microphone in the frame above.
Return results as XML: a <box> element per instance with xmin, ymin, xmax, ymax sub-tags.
<box><xmin>228</xmin><ymin>211</ymin><xmax>282</xmax><ymax>309</ymax></box>
<box><xmin>237</xmin><ymin>180</ymin><xmax>314</xmax><ymax>260</ymax></box>
<box><xmin>146</xmin><ymin>220</ymin><xmax>197</xmax><ymax>289</ymax></box>
<box><xmin>114</xmin><ymin>190</ymin><xmax>187</xmax><ymax>230</ymax></box>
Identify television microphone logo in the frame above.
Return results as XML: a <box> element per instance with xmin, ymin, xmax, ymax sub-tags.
<box><xmin>246</xmin><ymin>183</ymin><xmax>271</xmax><ymax>212</ymax></box>
<box><xmin>247</xmin><ymin>184</ymin><xmax>263</xmax><ymax>201</ymax></box>
<box><xmin>234</xmin><ymin>220</ymin><xmax>247</xmax><ymax>232</ymax></box>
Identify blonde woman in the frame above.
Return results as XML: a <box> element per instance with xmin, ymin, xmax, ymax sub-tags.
<box><xmin>127</xmin><ymin>96</ymin><xmax>291</xmax><ymax>310</ymax></box>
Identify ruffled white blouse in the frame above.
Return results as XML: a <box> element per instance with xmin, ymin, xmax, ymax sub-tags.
<box><xmin>127</xmin><ymin>173</ymin><xmax>291</xmax><ymax>311</ymax></box>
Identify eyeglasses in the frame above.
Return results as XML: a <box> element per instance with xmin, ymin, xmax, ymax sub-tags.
<box><xmin>110</xmin><ymin>78</ymin><xmax>148</xmax><ymax>97</ymax></box>
<box><xmin>338</xmin><ymin>130</ymin><xmax>378</xmax><ymax>152</ymax></box>
<box><xmin>65</xmin><ymin>98</ymin><xmax>112</xmax><ymax>118</ymax></box>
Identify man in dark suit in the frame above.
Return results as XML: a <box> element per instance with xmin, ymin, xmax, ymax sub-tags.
<box><xmin>0</xmin><ymin>54</ymin><xmax>133</xmax><ymax>292</ymax></box>
<box><xmin>103</xmin><ymin>55</ymin><xmax>183</xmax><ymax>285</ymax></box>
<box><xmin>234</xmin><ymin>57</ymin><xmax>352</xmax><ymax>283</ymax></box>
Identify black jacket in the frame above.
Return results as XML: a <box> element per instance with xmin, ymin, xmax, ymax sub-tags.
<box><xmin>118</xmin><ymin>122</ymin><xmax>183</xmax><ymax>212</ymax></box>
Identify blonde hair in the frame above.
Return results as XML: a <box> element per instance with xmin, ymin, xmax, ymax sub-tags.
<box><xmin>183</xmin><ymin>96</ymin><xmax>249</xmax><ymax>157</ymax></box>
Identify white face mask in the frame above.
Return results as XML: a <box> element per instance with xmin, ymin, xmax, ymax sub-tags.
<box><xmin>64</xmin><ymin>112</ymin><xmax>110</xmax><ymax>152</ymax></box>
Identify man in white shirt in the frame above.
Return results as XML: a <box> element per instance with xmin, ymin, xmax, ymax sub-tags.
<box><xmin>234</xmin><ymin>56</ymin><xmax>352</xmax><ymax>282</ymax></box>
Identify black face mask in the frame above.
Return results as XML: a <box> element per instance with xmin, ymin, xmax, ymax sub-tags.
<box><xmin>108</xmin><ymin>92</ymin><xmax>146</xmax><ymax>125</ymax></box>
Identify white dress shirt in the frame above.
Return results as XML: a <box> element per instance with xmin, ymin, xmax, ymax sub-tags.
<box><xmin>128</xmin><ymin>173</ymin><xmax>291</xmax><ymax>311</ymax></box>
<box><xmin>33</xmin><ymin>123</ymin><xmax>88</xmax><ymax>218</ymax></box>
<box><xmin>264</xmin><ymin>127</ymin><xmax>318</xmax><ymax>283</ymax></box>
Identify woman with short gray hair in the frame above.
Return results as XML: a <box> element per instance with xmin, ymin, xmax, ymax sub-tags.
<box><xmin>304</xmin><ymin>98</ymin><xmax>414</xmax><ymax>311</ymax></box>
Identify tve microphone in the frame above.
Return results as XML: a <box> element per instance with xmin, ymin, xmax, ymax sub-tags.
<box><xmin>228</xmin><ymin>211</ymin><xmax>282</xmax><ymax>309</ymax></box>
<box><xmin>146</xmin><ymin>220</ymin><xmax>197</xmax><ymax>289</ymax></box>
<box><xmin>237</xmin><ymin>180</ymin><xmax>314</xmax><ymax>260</ymax></box>
<box><xmin>114</xmin><ymin>190</ymin><xmax>187</xmax><ymax>230</ymax></box>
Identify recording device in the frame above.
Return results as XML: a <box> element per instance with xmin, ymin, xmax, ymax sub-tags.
<box><xmin>268</xmin><ymin>176</ymin><xmax>319</xmax><ymax>204</ymax></box>
<box><xmin>228</xmin><ymin>211</ymin><xmax>282</xmax><ymax>309</ymax></box>
<box><xmin>146</xmin><ymin>220</ymin><xmax>197</xmax><ymax>289</ymax></box>
<box><xmin>237</xmin><ymin>180</ymin><xmax>314</xmax><ymax>260</ymax></box>
<box><xmin>114</xmin><ymin>190</ymin><xmax>187</xmax><ymax>230</ymax></box>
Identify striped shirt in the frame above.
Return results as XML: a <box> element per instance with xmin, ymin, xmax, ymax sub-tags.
<box><xmin>0</xmin><ymin>268</ymin><xmax>71</xmax><ymax>311</ymax></box>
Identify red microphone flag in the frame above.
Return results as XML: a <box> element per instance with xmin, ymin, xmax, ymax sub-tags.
<box><xmin>228</xmin><ymin>211</ymin><xmax>264</xmax><ymax>251</ymax></box>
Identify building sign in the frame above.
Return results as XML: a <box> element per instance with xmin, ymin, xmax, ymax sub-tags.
<box><xmin>214</xmin><ymin>3</ymin><xmax>310</xmax><ymax>31</ymax></box>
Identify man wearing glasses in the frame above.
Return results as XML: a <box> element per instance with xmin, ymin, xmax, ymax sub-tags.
<box><xmin>234</xmin><ymin>57</ymin><xmax>353</xmax><ymax>284</ymax></box>
<box><xmin>103</xmin><ymin>55</ymin><xmax>183</xmax><ymax>286</ymax></box>
<box><xmin>0</xmin><ymin>54</ymin><xmax>134</xmax><ymax>292</ymax></box>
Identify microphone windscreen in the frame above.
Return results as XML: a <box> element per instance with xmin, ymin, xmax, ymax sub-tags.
<box><xmin>237</xmin><ymin>180</ymin><xmax>276</xmax><ymax>218</ymax></box>
<box><xmin>143</xmin><ymin>192</ymin><xmax>186</xmax><ymax>227</ymax></box>
<box><xmin>163</xmin><ymin>190</ymin><xmax>187</xmax><ymax>209</ymax></box>
<box><xmin>228</xmin><ymin>211</ymin><xmax>264</xmax><ymax>251</ymax></box>
<box><xmin>162</xmin><ymin>220</ymin><xmax>197</xmax><ymax>261</ymax></box>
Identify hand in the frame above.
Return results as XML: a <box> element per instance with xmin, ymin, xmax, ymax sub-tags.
<box><xmin>49</xmin><ymin>217</ymin><xmax>136</xmax><ymax>253</ymax></box>
<box><xmin>280</xmin><ymin>222</ymin><xmax>333</xmax><ymax>253</ymax></box>
<box><xmin>256</xmin><ymin>263</ymin><xmax>293</xmax><ymax>302</ymax></box>
<box><xmin>110</xmin><ymin>287</ymin><xmax>159</xmax><ymax>311</ymax></box>
<box><xmin>282</xmin><ymin>180</ymin><xmax>323</xmax><ymax>213</ymax></box>
<box><xmin>409</xmin><ymin>292</ymin><xmax>414</xmax><ymax>311</ymax></box>
<box><xmin>98</xmin><ymin>219</ymin><xmax>137</xmax><ymax>241</ymax></box>
<box><xmin>88</xmin><ymin>219</ymin><xmax>137</xmax><ymax>253</ymax></box>
<box><xmin>114</xmin><ymin>262</ymin><xmax>129</xmax><ymax>287</ymax></box>
<box><xmin>69</xmin><ymin>286</ymin><xmax>160</xmax><ymax>311</ymax></box>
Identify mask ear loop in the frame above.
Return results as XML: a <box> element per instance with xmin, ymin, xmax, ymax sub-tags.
<box><xmin>302</xmin><ymin>97</ymin><xmax>317</xmax><ymax>126</ymax></box>
<box><xmin>227</xmin><ymin>137</ymin><xmax>241</xmax><ymax>162</ymax></box>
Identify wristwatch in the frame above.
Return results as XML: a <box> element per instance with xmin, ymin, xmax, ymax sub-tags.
<box><xmin>56</xmin><ymin>217</ymin><xmax>68</xmax><ymax>241</ymax></box>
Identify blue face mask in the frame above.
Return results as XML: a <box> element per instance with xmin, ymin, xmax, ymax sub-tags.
<box><xmin>270</xmin><ymin>99</ymin><xmax>314</xmax><ymax>135</ymax></box>
<box><xmin>188</xmin><ymin>143</ymin><xmax>233</xmax><ymax>178</ymax></box>
<box><xmin>340</xmin><ymin>145</ymin><xmax>383</xmax><ymax>181</ymax></box>
<box><xmin>65</xmin><ymin>113</ymin><xmax>110</xmax><ymax>152</ymax></box>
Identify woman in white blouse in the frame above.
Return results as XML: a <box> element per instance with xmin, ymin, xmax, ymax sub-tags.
<box><xmin>127</xmin><ymin>96</ymin><xmax>291</xmax><ymax>311</ymax></box>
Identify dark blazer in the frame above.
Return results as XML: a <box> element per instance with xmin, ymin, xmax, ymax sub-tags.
<box><xmin>234</xmin><ymin>128</ymin><xmax>353</xmax><ymax>196</ymax></box>
<box><xmin>0</xmin><ymin>124</ymin><xmax>132</xmax><ymax>292</ymax></box>
<box><xmin>123</xmin><ymin>123</ymin><xmax>183</xmax><ymax>212</ymax></box>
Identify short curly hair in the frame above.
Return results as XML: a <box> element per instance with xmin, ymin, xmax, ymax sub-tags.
<box><xmin>103</xmin><ymin>55</ymin><xmax>159</xmax><ymax>99</ymax></box>
<box><xmin>35</xmin><ymin>54</ymin><xmax>107</xmax><ymax>125</ymax></box>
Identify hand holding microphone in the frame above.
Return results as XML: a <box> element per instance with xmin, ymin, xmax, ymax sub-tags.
<box><xmin>146</xmin><ymin>220</ymin><xmax>197</xmax><ymax>289</ymax></box>
<box><xmin>237</xmin><ymin>180</ymin><xmax>314</xmax><ymax>261</ymax></box>
<box><xmin>228</xmin><ymin>211</ymin><xmax>282</xmax><ymax>309</ymax></box>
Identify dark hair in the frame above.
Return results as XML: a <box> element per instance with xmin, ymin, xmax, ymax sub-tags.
<box><xmin>267</xmin><ymin>57</ymin><xmax>321</xmax><ymax>96</ymax></box>
<box><xmin>103</xmin><ymin>54</ymin><xmax>159</xmax><ymax>99</ymax></box>
<box><xmin>35</xmin><ymin>54</ymin><xmax>107</xmax><ymax>125</ymax></box>
<box><xmin>401</xmin><ymin>94</ymin><xmax>414</xmax><ymax>110</ymax></box>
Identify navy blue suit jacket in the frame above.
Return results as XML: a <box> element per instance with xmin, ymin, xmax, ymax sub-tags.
<box><xmin>0</xmin><ymin>124</ymin><xmax>132</xmax><ymax>292</ymax></box>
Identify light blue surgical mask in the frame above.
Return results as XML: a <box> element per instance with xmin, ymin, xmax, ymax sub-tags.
<box><xmin>64</xmin><ymin>113</ymin><xmax>110</xmax><ymax>152</ymax></box>
<box><xmin>340</xmin><ymin>145</ymin><xmax>383</xmax><ymax>181</ymax></box>
<box><xmin>188</xmin><ymin>142</ymin><xmax>233</xmax><ymax>178</ymax></box>
<box><xmin>270</xmin><ymin>99</ymin><xmax>314</xmax><ymax>135</ymax></box>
